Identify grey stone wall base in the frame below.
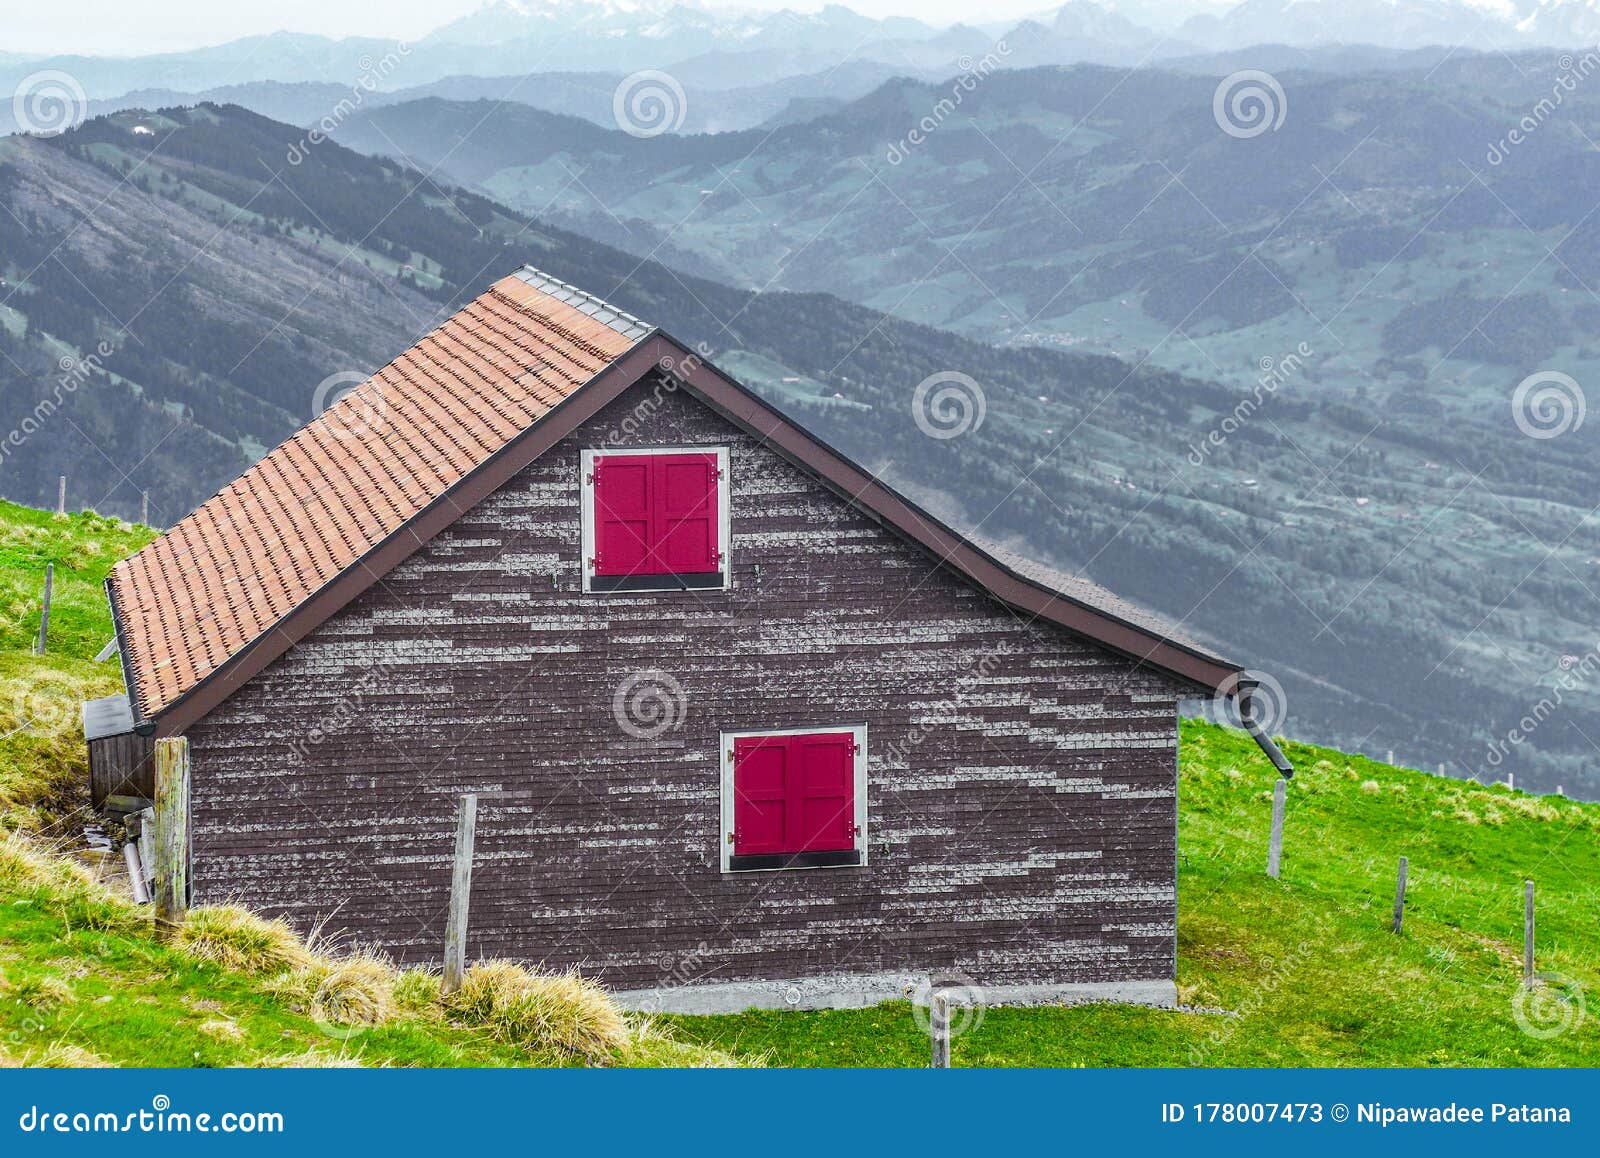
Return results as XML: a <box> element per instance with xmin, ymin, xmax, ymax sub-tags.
<box><xmin>614</xmin><ymin>972</ymin><xmax>1179</xmax><ymax>1015</ymax></box>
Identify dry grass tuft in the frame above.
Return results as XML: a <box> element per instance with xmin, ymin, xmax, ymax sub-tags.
<box><xmin>260</xmin><ymin>1049</ymin><xmax>366</xmax><ymax>1068</ymax></box>
<box><xmin>620</xmin><ymin>1018</ymin><xmax>754</xmax><ymax>1068</ymax></box>
<box><xmin>27</xmin><ymin>1041</ymin><xmax>109</xmax><ymax>1068</ymax></box>
<box><xmin>445</xmin><ymin>961</ymin><xmax>629</xmax><ymax>1060</ymax></box>
<box><xmin>175</xmin><ymin>906</ymin><xmax>315</xmax><ymax>975</ymax></box>
<box><xmin>307</xmin><ymin>955</ymin><xmax>395</xmax><ymax>1030</ymax></box>
<box><xmin>197</xmin><ymin>1019</ymin><xmax>245</xmax><ymax>1043</ymax></box>
<box><xmin>0</xmin><ymin>832</ymin><xmax>98</xmax><ymax>895</ymax></box>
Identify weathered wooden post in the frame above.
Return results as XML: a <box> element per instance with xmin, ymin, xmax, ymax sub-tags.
<box><xmin>442</xmin><ymin>793</ymin><xmax>478</xmax><ymax>995</ymax></box>
<box><xmin>1391</xmin><ymin>856</ymin><xmax>1408</xmax><ymax>934</ymax></box>
<box><xmin>34</xmin><ymin>564</ymin><xmax>53</xmax><ymax>655</ymax></box>
<box><xmin>1524</xmin><ymin>880</ymin><xmax>1535</xmax><ymax>987</ymax></box>
<box><xmin>930</xmin><ymin>992</ymin><xmax>950</xmax><ymax>1068</ymax></box>
<box><xmin>152</xmin><ymin>737</ymin><xmax>191</xmax><ymax>938</ymax></box>
<box><xmin>56</xmin><ymin>475</ymin><xmax>66</xmax><ymax>516</ymax></box>
<box><xmin>1266</xmin><ymin>778</ymin><xmax>1286</xmax><ymax>879</ymax></box>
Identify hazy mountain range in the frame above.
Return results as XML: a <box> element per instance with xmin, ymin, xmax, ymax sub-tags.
<box><xmin>5</xmin><ymin>99</ymin><xmax>1600</xmax><ymax>801</ymax></box>
<box><xmin>11</xmin><ymin>0</ymin><xmax>1600</xmax><ymax>123</ymax></box>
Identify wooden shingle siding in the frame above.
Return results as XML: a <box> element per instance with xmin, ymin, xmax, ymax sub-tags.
<box><xmin>182</xmin><ymin>378</ymin><xmax>1186</xmax><ymax>991</ymax></box>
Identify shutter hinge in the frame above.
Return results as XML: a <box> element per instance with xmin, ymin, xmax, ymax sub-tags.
<box><xmin>852</xmin><ymin>740</ymin><xmax>862</xmax><ymax>756</ymax></box>
<box><xmin>586</xmin><ymin>471</ymin><xmax>596</xmax><ymax>485</ymax></box>
<box><xmin>726</xmin><ymin>748</ymin><xmax>736</xmax><ymax>762</ymax></box>
<box><xmin>851</xmin><ymin>823</ymin><xmax>862</xmax><ymax>838</ymax></box>
<box><xmin>727</xmin><ymin>832</ymin><xmax>736</xmax><ymax>845</ymax></box>
<box><xmin>716</xmin><ymin>466</ymin><xmax>725</xmax><ymax>480</ymax></box>
<box><xmin>587</xmin><ymin>555</ymin><xmax>598</xmax><ymax>571</ymax></box>
<box><xmin>715</xmin><ymin>549</ymin><xmax>725</xmax><ymax>566</ymax></box>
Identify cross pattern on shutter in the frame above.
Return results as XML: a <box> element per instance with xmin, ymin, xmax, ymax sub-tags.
<box><xmin>593</xmin><ymin>452</ymin><xmax>719</xmax><ymax>576</ymax></box>
<box><xmin>733</xmin><ymin>732</ymin><xmax>856</xmax><ymax>856</ymax></box>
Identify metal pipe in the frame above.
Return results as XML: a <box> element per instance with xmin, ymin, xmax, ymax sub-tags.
<box><xmin>1239</xmin><ymin>683</ymin><xmax>1294</xmax><ymax>778</ymax></box>
<box><xmin>123</xmin><ymin>841</ymin><xmax>152</xmax><ymax>904</ymax></box>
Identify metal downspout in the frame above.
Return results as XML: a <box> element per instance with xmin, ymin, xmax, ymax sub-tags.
<box><xmin>1238</xmin><ymin>680</ymin><xmax>1294</xmax><ymax>778</ymax></box>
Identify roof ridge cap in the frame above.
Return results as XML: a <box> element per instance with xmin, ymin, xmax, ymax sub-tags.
<box><xmin>510</xmin><ymin>265</ymin><xmax>652</xmax><ymax>342</ymax></box>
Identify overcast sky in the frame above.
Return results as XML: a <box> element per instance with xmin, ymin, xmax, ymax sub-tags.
<box><xmin>10</xmin><ymin>0</ymin><xmax>1066</xmax><ymax>57</ymax></box>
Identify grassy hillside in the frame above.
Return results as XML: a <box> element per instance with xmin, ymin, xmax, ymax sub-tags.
<box><xmin>0</xmin><ymin>502</ymin><xmax>153</xmax><ymax>830</ymax></box>
<box><xmin>9</xmin><ymin>104</ymin><xmax>1600</xmax><ymax>797</ymax></box>
<box><xmin>0</xmin><ymin>499</ymin><xmax>741</xmax><ymax>1068</ymax></box>
<box><xmin>0</xmin><ymin>497</ymin><xmax>1593</xmax><ymax>1067</ymax></box>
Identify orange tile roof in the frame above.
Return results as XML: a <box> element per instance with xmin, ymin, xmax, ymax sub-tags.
<box><xmin>109</xmin><ymin>268</ymin><xmax>650</xmax><ymax>720</ymax></box>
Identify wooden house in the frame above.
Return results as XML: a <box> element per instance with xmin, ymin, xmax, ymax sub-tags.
<box><xmin>95</xmin><ymin>266</ymin><xmax>1287</xmax><ymax>1011</ymax></box>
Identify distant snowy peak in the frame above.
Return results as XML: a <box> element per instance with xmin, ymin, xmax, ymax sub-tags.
<box><xmin>424</xmin><ymin>0</ymin><xmax>934</xmax><ymax>51</ymax></box>
<box><xmin>1180</xmin><ymin>0</ymin><xmax>1600</xmax><ymax>50</ymax></box>
<box><xmin>1517</xmin><ymin>0</ymin><xmax>1600</xmax><ymax>43</ymax></box>
<box><xmin>425</xmin><ymin>0</ymin><xmax>1600</xmax><ymax>61</ymax></box>
<box><xmin>1051</xmin><ymin>0</ymin><xmax>1160</xmax><ymax>43</ymax></box>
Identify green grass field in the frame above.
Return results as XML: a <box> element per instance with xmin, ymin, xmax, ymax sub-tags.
<box><xmin>0</xmin><ymin>497</ymin><xmax>1593</xmax><ymax>1067</ymax></box>
<box><xmin>665</xmin><ymin>724</ymin><xmax>1599</xmax><ymax>1066</ymax></box>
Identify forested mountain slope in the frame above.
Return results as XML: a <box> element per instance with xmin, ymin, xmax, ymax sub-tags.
<box><xmin>2</xmin><ymin>103</ymin><xmax>1597</xmax><ymax>797</ymax></box>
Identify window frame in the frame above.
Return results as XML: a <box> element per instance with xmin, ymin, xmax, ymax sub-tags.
<box><xmin>579</xmin><ymin>445</ymin><xmax>731</xmax><ymax>594</ymax></box>
<box><xmin>719</xmin><ymin>724</ymin><xmax>869</xmax><ymax>874</ymax></box>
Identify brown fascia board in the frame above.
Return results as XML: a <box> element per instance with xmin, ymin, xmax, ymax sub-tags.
<box><xmin>138</xmin><ymin>330</ymin><xmax>1237</xmax><ymax>735</ymax></box>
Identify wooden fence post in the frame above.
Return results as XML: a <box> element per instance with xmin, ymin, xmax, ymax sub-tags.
<box><xmin>930</xmin><ymin>992</ymin><xmax>950</xmax><ymax>1068</ymax></box>
<box><xmin>34</xmin><ymin>564</ymin><xmax>53</xmax><ymax>655</ymax></box>
<box><xmin>152</xmin><ymin>737</ymin><xmax>190</xmax><ymax>938</ymax></box>
<box><xmin>442</xmin><ymin>793</ymin><xmax>478</xmax><ymax>995</ymax></box>
<box><xmin>1391</xmin><ymin>856</ymin><xmax>1408</xmax><ymax>934</ymax></box>
<box><xmin>1266</xmin><ymin>778</ymin><xmax>1286</xmax><ymax>879</ymax></box>
<box><xmin>1524</xmin><ymin>880</ymin><xmax>1535</xmax><ymax>987</ymax></box>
